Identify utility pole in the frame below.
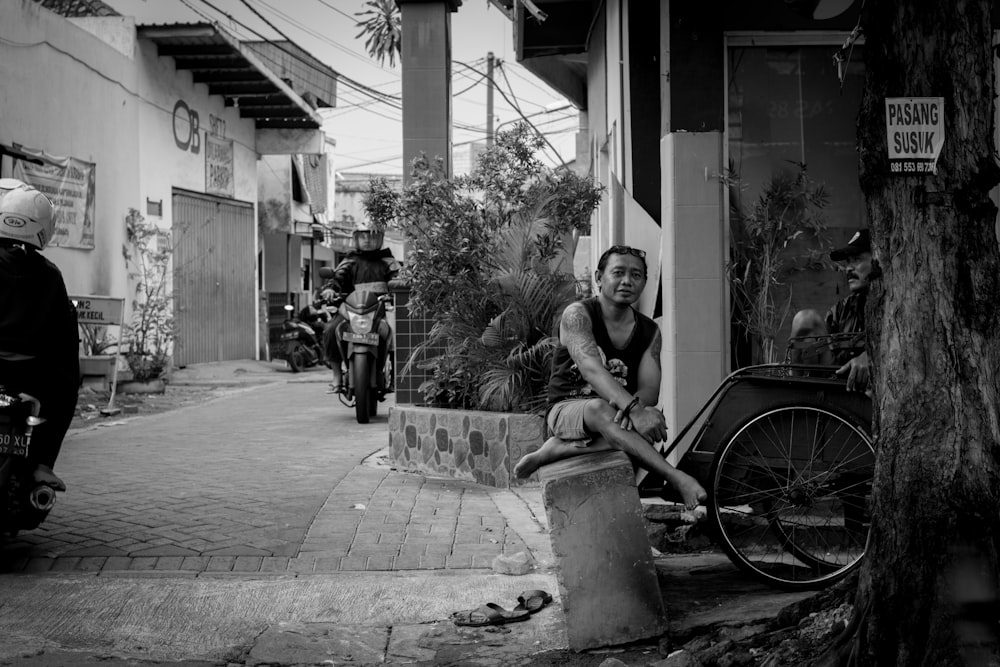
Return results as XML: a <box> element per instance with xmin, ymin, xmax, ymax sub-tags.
<box><xmin>486</xmin><ymin>51</ymin><xmax>494</xmax><ymax>148</ymax></box>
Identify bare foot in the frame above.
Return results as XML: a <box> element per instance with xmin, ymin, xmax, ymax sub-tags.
<box><xmin>674</xmin><ymin>471</ymin><xmax>707</xmax><ymax>511</ymax></box>
<box><xmin>33</xmin><ymin>464</ymin><xmax>66</xmax><ymax>492</ymax></box>
<box><xmin>513</xmin><ymin>450</ymin><xmax>545</xmax><ymax>479</ymax></box>
<box><xmin>513</xmin><ymin>436</ymin><xmax>573</xmax><ymax>478</ymax></box>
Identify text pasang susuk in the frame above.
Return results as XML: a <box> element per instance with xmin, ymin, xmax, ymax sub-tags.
<box><xmin>885</xmin><ymin>97</ymin><xmax>944</xmax><ymax>174</ymax></box>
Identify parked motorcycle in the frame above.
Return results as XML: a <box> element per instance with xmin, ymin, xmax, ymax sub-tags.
<box><xmin>277</xmin><ymin>303</ymin><xmax>331</xmax><ymax>373</ymax></box>
<box><xmin>326</xmin><ymin>285</ymin><xmax>394</xmax><ymax>424</ymax></box>
<box><xmin>0</xmin><ymin>388</ymin><xmax>56</xmax><ymax>538</ymax></box>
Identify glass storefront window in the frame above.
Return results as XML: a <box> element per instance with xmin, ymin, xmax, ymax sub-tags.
<box><xmin>728</xmin><ymin>45</ymin><xmax>866</xmax><ymax>232</ymax></box>
<box><xmin>727</xmin><ymin>43</ymin><xmax>866</xmax><ymax>366</ymax></box>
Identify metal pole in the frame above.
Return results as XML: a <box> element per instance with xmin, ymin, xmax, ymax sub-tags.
<box><xmin>285</xmin><ymin>233</ymin><xmax>292</xmax><ymax>311</ymax></box>
<box><xmin>486</xmin><ymin>52</ymin><xmax>494</xmax><ymax>148</ymax></box>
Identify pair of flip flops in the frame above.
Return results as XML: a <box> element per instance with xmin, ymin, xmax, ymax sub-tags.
<box><xmin>450</xmin><ymin>590</ymin><xmax>553</xmax><ymax>627</ymax></box>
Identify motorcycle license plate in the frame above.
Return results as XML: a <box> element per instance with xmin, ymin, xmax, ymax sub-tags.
<box><xmin>0</xmin><ymin>424</ymin><xmax>30</xmax><ymax>458</ymax></box>
<box><xmin>280</xmin><ymin>331</ymin><xmax>299</xmax><ymax>340</ymax></box>
<box><xmin>342</xmin><ymin>331</ymin><xmax>379</xmax><ymax>345</ymax></box>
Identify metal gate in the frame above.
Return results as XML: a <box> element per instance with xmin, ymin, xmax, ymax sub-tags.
<box><xmin>172</xmin><ymin>191</ymin><xmax>256</xmax><ymax>366</ymax></box>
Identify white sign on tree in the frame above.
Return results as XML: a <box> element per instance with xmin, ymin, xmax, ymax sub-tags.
<box><xmin>885</xmin><ymin>97</ymin><xmax>945</xmax><ymax>175</ymax></box>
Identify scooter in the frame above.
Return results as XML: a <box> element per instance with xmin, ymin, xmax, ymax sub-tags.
<box><xmin>277</xmin><ymin>303</ymin><xmax>330</xmax><ymax>373</ymax></box>
<box><xmin>327</xmin><ymin>288</ymin><xmax>394</xmax><ymax>424</ymax></box>
<box><xmin>0</xmin><ymin>388</ymin><xmax>56</xmax><ymax>538</ymax></box>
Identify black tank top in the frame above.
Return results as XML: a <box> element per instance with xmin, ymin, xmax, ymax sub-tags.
<box><xmin>547</xmin><ymin>297</ymin><xmax>658</xmax><ymax>408</ymax></box>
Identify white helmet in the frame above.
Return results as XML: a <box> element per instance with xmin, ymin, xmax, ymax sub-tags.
<box><xmin>0</xmin><ymin>178</ymin><xmax>26</xmax><ymax>199</ymax></box>
<box><xmin>0</xmin><ymin>180</ymin><xmax>55</xmax><ymax>249</ymax></box>
<box><xmin>352</xmin><ymin>215</ymin><xmax>384</xmax><ymax>250</ymax></box>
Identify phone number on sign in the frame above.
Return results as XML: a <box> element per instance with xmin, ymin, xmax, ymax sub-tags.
<box><xmin>890</xmin><ymin>162</ymin><xmax>935</xmax><ymax>174</ymax></box>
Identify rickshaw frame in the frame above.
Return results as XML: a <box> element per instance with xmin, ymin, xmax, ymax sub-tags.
<box><xmin>640</xmin><ymin>335</ymin><xmax>874</xmax><ymax>590</ymax></box>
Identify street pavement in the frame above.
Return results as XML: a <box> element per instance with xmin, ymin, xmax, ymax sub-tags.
<box><xmin>0</xmin><ymin>361</ymin><xmax>806</xmax><ymax>666</ymax></box>
<box><xmin>0</xmin><ymin>363</ymin><xmax>570</xmax><ymax>665</ymax></box>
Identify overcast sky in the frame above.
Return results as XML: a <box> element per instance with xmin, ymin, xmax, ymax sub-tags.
<box><xmin>103</xmin><ymin>0</ymin><xmax>579</xmax><ymax>174</ymax></box>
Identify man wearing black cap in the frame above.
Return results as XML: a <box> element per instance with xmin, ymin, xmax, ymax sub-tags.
<box><xmin>789</xmin><ymin>229</ymin><xmax>871</xmax><ymax>391</ymax></box>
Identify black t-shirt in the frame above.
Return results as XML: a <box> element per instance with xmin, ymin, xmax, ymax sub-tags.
<box><xmin>547</xmin><ymin>297</ymin><xmax>658</xmax><ymax>409</ymax></box>
<box><xmin>0</xmin><ymin>245</ymin><xmax>77</xmax><ymax>360</ymax></box>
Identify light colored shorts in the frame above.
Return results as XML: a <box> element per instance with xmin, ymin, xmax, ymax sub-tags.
<box><xmin>546</xmin><ymin>399</ymin><xmax>595</xmax><ymax>447</ymax></box>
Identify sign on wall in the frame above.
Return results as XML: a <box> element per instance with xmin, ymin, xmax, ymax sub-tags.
<box><xmin>72</xmin><ymin>295</ymin><xmax>124</xmax><ymax>326</ymax></box>
<box><xmin>205</xmin><ymin>133</ymin><xmax>234</xmax><ymax>198</ymax></box>
<box><xmin>13</xmin><ymin>153</ymin><xmax>96</xmax><ymax>249</ymax></box>
<box><xmin>885</xmin><ymin>97</ymin><xmax>944</xmax><ymax>175</ymax></box>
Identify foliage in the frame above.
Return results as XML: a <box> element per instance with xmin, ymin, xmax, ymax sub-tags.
<box><xmin>362</xmin><ymin>176</ymin><xmax>398</xmax><ymax>231</ymax></box>
<box><xmin>725</xmin><ymin>163</ymin><xmax>829</xmax><ymax>365</ymax></box>
<box><xmin>79</xmin><ymin>325</ymin><xmax>117</xmax><ymax>356</ymax></box>
<box><xmin>354</xmin><ymin>0</ymin><xmax>401</xmax><ymax>68</ymax></box>
<box><xmin>388</xmin><ymin>125</ymin><xmax>602</xmax><ymax>413</ymax></box>
<box><xmin>121</xmin><ymin>208</ymin><xmax>174</xmax><ymax>382</ymax></box>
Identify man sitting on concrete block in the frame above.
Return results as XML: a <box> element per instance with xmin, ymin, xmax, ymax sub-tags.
<box><xmin>514</xmin><ymin>244</ymin><xmax>707</xmax><ymax>510</ymax></box>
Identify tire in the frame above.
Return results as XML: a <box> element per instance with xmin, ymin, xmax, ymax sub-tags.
<box><xmin>708</xmin><ymin>404</ymin><xmax>874</xmax><ymax>591</ymax></box>
<box><xmin>287</xmin><ymin>342</ymin><xmax>305</xmax><ymax>373</ymax></box>
<box><xmin>353</xmin><ymin>355</ymin><xmax>371</xmax><ymax>424</ymax></box>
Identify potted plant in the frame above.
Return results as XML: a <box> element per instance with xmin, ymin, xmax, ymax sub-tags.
<box><xmin>385</xmin><ymin>125</ymin><xmax>604</xmax><ymax>487</ymax></box>
<box><xmin>120</xmin><ymin>208</ymin><xmax>174</xmax><ymax>392</ymax></box>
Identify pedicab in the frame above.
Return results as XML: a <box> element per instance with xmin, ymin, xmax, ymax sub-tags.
<box><xmin>639</xmin><ymin>333</ymin><xmax>874</xmax><ymax>591</ymax></box>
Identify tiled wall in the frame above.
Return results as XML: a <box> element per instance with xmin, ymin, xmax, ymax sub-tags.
<box><xmin>391</xmin><ymin>286</ymin><xmax>439</xmax><ymax>405</ymax></box>
<box><xmin>388</xmin><ymin>405</ymin><xmax>546</xmax><ymax>489</ymax></box>
<box><xmin>660</xmin><ymin>131</ymin><xmax>727</xmax><ymax>454</ymax></box>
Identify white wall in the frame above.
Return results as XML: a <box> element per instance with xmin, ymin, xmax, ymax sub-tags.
<box><xmin>1</xmin><ymin>2</ymin><xmax>261</xmax><ymax>317</ymax></box>
<box><xmin>0</xmin><ymin>1</ymin><xmax>141</xmax><ymax>300</ymax></box>
<box><xmin>134</xmin><ymin>38</ymin><xmax>259</xmax><ymax>217</ymax></box>
<box><xmin>579</xmin><ymin>0</ymin><xmax>726</xmax><ymax>443</ymax></box>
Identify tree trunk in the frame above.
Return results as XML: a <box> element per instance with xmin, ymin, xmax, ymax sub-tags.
<box><xmin>853</xmin><ymin>2</ymin><xmax>1000</xmax><ymax>665</ymax></box>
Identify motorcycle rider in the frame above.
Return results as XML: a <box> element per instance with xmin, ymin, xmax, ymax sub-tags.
<box><xmin>320</xmin><ymin>216</ymin><xmax>400</xmax><ymax>392</ymax></box>
<box><xmin>0</xmin><ymin>179</ymin><xmax>79</xmax><ymax>492</ymax></box>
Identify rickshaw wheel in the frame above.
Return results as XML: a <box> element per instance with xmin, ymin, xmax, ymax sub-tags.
<box><xmin>708</xmin><ymin>404</ymin><xmax>874</xmax><ymax>591</ymax></box>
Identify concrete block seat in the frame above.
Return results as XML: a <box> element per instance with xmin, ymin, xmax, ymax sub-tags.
<box><xmin>539</xmin><ymin>450</ymin><xmax>667</xmax><ymax>651</ymax></box>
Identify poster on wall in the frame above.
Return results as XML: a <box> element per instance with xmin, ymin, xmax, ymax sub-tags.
<box><xmin>885</xmin><ymin>97</ymin><xmax>944</xmax><ymax>175</ymax></box>
<box><xmin>13</xmin><ymin>153</ymin><xmax>96</xmax><ymax>249</ymax></box>
<box><xmin>205</xmin><ymin>133</ymin><xmax>234</xmax><ymax>198</ymax></box>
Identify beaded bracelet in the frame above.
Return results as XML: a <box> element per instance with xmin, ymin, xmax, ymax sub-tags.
<box><xmin>621</xmin><ymin>396</ymin><xmax>641</xmax><ymax>420</ymax></box>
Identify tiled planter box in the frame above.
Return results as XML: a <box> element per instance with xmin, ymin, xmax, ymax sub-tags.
<box><xmin>388</xmin><ymin>405</ymin><xmax>546</xmax><ymax>488</ymax></box>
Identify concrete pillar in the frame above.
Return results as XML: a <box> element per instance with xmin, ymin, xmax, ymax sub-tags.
<box><xmin>539</xmin><ymin>451</ymin><xmax>667</xmax><ymax>650</ymax></box>
<box><xmin>657</xmin><ymin>4</ymin><xmax>726</xmax><ymax>460</ymax></box>
<box><xmin>397</xmin><ymin>0</ymin><xmax>462</xmax><ymax>184</ymax></box>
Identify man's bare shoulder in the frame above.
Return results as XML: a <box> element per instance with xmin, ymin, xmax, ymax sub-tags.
<box><xmin>560</xmin><ymin>301</ymin><xmax>593</xmax><ymax>332</ymax></box>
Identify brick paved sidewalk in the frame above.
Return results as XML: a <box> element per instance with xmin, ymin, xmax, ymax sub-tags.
<box><xmin>1</xmin><ymin>381</ymin><xmax>548</xmax><ymax>577</ymax></box>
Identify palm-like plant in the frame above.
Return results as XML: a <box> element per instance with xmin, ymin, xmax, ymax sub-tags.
<box><xmin>389</xmin><ymin>125</ymin><xmax>602</xmax><ymax>414</ymax></box>
<box><xmin>355</xmin><ymin>0</ymin><xmax>402</xmax><ymax>68</ymax></box>
<box><xmin>726</xmin><ymin>163</ymin><xmax>830</xmax><ymax>365</ymax></box>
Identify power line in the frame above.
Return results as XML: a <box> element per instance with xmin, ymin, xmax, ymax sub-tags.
<box><xmin>454</xmin><ymin>60</ymin><xmax>567</xmax><ymax>166</ymax></box>
<box><xmin>191</xmin><ymin>0</ymin><xmax>402</xmax><ymax>108</ymax></box>
<box><xmin>339</xmin><ymin>120</ymin><xmax>576</xmax><ymax>172</ymax></box>
<box><xmin>454</xmin><ymin>73</ymin><xmax>486</xmax><ymax>97</ymax></box>
<box><xmin>236</xmin><ymin>0</ymin><xmax>401</xmax><ymax>105</ymax></box>
<box><xmin>504</xmin><ymin>61</ymin><xmax>560</xmax><ymax>100</ymax></box>
<box><xmin>497</xmin><ymin>62</ymin><xmax>546</xmax><ymax>112</ymax></box>
<box><xmin>257</xmin><ymin>0</ymin><xmax>401</xmax><ymax>78</ymax></box>
<box><xmin>313</xmin><ymin>0</ymin><xmax>355</xmax><ymax>22</ymax></box>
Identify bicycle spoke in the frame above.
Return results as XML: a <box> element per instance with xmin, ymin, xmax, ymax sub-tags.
<box><xmin>712</xmin><ymin>405</ymin><xmax>874</xmax><ymax>589</ymax></box>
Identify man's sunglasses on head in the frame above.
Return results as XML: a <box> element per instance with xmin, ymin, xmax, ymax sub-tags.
<box><xmin>606</xmin><ymin>245</ymin><xmax>646</xmax><ymax>259</ymax></box>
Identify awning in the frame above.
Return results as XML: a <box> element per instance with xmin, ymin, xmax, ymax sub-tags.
<box><xmin>138</xmin><ymin>23</ymin><xmax>325</xmax><ymax>130</ymax></box>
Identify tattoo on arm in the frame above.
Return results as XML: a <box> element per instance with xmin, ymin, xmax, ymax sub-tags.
<box><xmin>650</xmin><ymin>329</ymin><xmax>662</xmax><ymax>367</ymax></box>
<box><xmin>562</xmin><ymin>306</ymin><xmax>601</xmax><ymax>362</ymax></box>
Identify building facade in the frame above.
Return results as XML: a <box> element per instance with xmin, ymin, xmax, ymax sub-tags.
<box><xmin>500</xmin><ymin>0</ymin><xmax>884</xmax><ymax>441</ymax></box>
<box><xmin>2</xmin><ymin>1</ymin><xmax>334</xmax><ymax>368</ymax></box>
